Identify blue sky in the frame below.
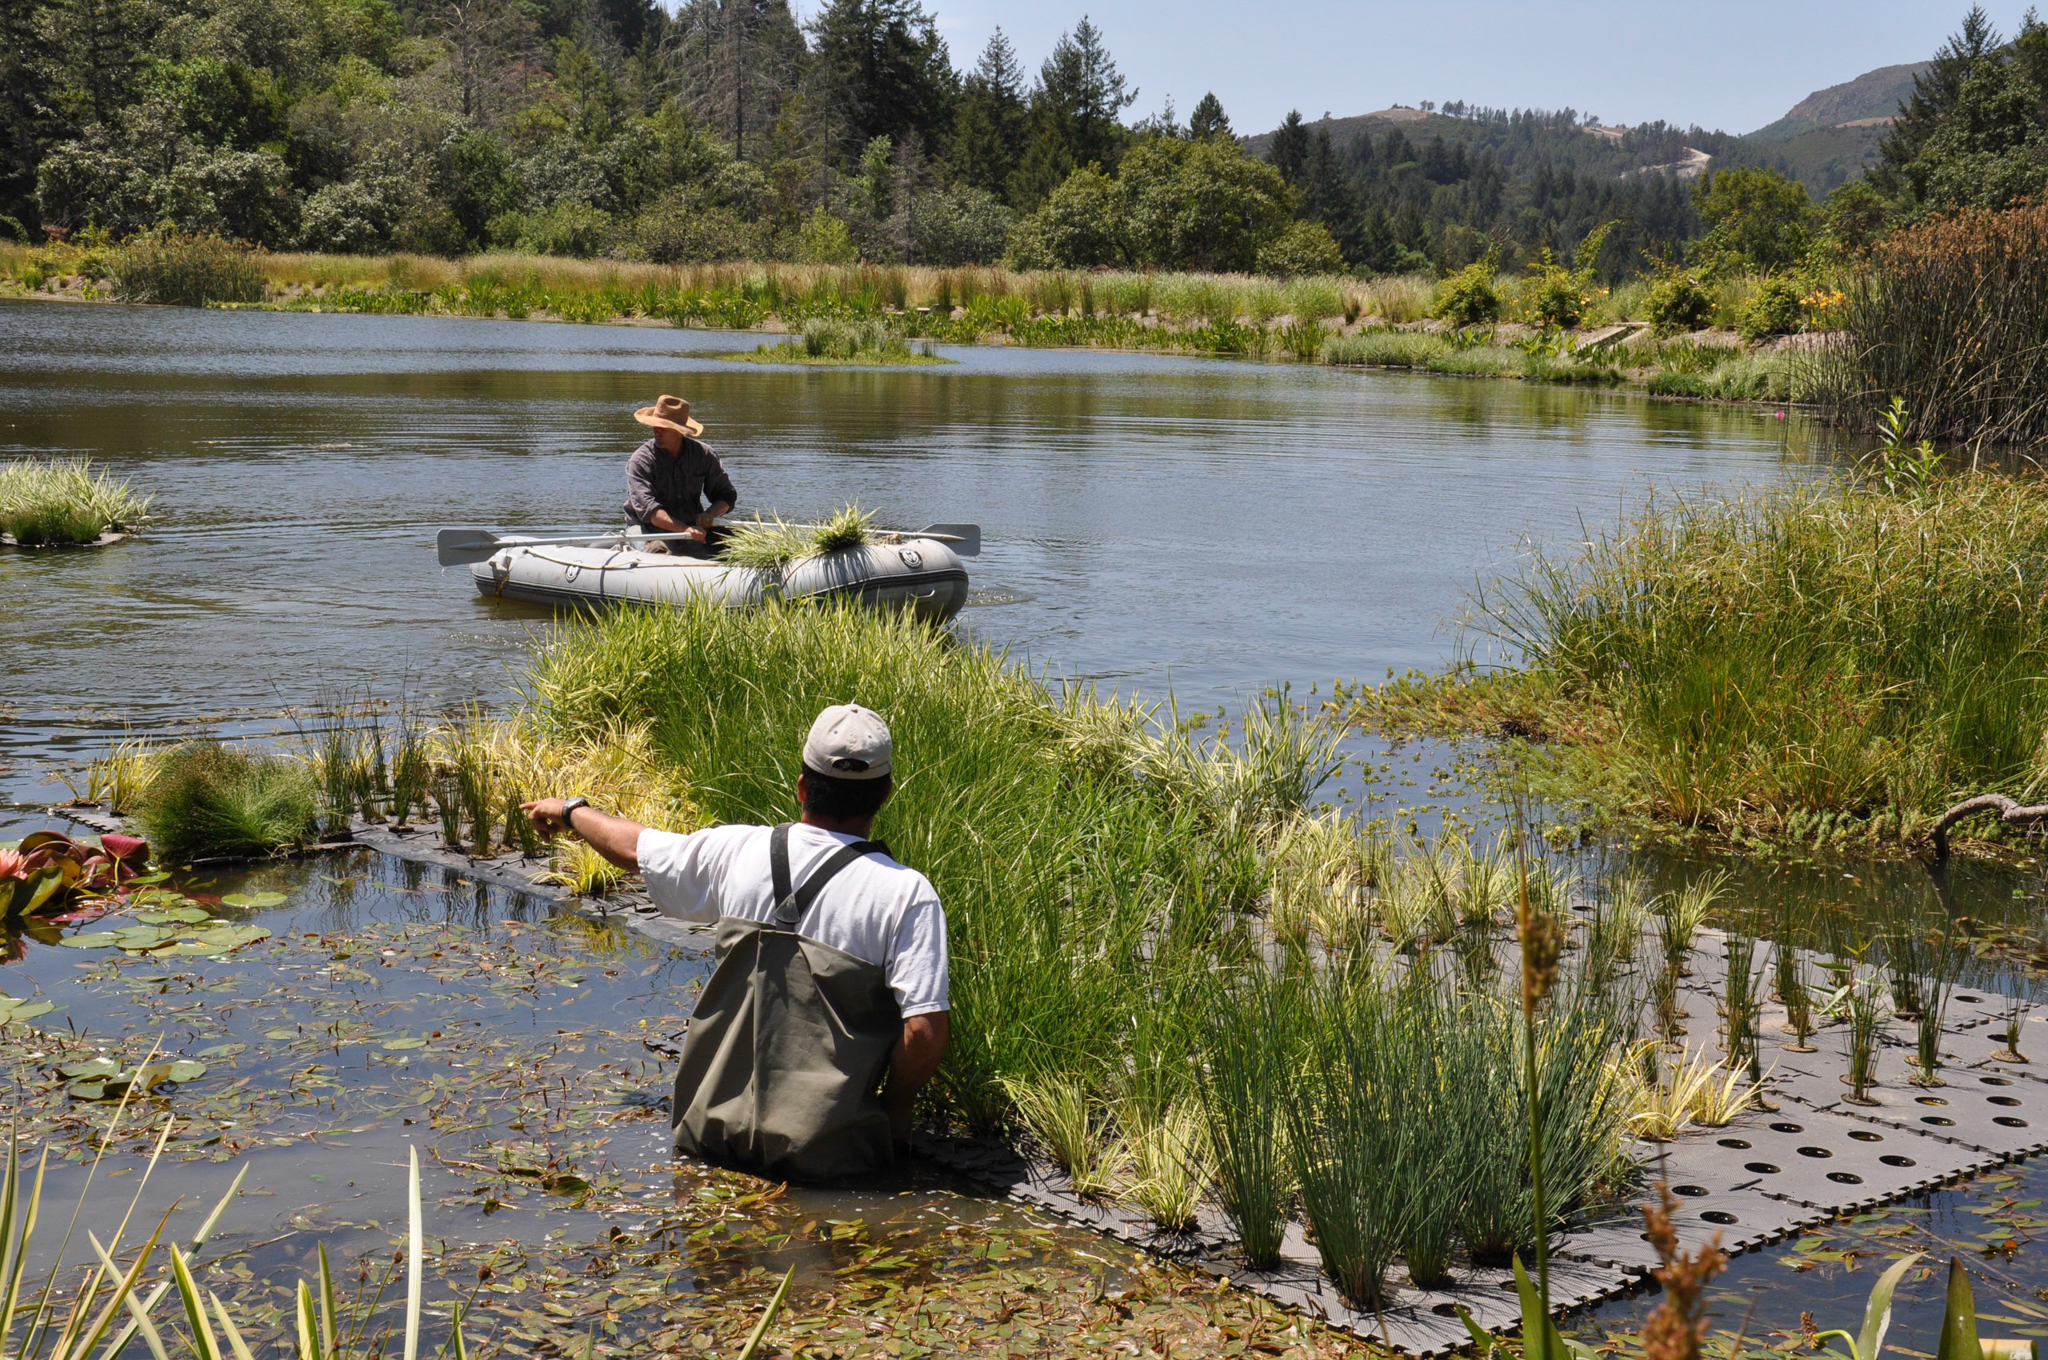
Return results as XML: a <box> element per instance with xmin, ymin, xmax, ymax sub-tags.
<box><xmin>856</xmin><ymin>1</ymin><xmax>2040</xmax><ymax>138</ymax></box>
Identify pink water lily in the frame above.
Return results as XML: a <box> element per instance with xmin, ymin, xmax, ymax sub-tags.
<box><xmin>0</xmin><ymin>849</ymin><xmax>24</xmax><ymax>879</ymax></box>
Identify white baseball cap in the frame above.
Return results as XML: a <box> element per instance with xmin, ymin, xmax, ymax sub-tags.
<box><xmin>802</xmin><ymin>704</ymin><xmax>892</xmax><ymax>780</ymax></box>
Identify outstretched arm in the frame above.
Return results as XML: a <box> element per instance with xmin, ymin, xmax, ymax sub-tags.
<box><xmin>523</xmin><ymin>798</ymin><xmax>646</xmax><ymax>872</ymax></box>
<box><xmin>884</xmin><ymin>1011</ymin><xmax>949</xmax><ymax>1140</ymax></box>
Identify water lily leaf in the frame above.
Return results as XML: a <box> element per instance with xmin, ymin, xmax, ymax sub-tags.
<box><xmin>263</xmin><ymin>1028</ymin><xmax>296</xmax><ymax>1040</ymax></box>
<box><xmin>220</xmin><ymin>892</ymin><xmax>288</xmax><ymax>909</ymax></box>
<box><xmin>194</xmin><ymin>925</ymin><xmax>270</xmax><ymax>948</ymax></box>
<box><xmin>152</xmin><ymin>941</ymin><xmax>225</xmax><ymax>957</ymax></box>
<box><xmin>380</xmin><ymin>1037</ymin><xmax>427</xmax><ymax>1050</ymax></box>
<box><xmin>135</xmin><ymin>906</ymin><xmax>212</xmax><ymax>925</ymax></box>
<box><xmin>59</xmin><ymin>1058</ymin><xmax>120</xmax><ymax>1079</ymax></box>
<box><xmin>541</xmin><ymin>1174</ymin><xmax>591</xmax><ymax>1197</ymax></box>
<box><xmin>0</xmin><ymin>999</ymin><xmax>56</xmax><ymax>1023</ymax></box>
<box><xmin>66</xmin><ymin>1080</ymin><xmax>113</xmax><ymax>1100</ymax></box>
<box><xmin>165</xmin><ymin>1060</ymin><xmax>207</xmax><ymax>1082</ymax></box>
<box><xmin>59</xmin><ymin>933</ymin><xmax>121</xmax><ymax>948</ymax></box>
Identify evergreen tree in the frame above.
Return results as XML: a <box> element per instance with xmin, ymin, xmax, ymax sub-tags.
<box><xmin>0</xmin><ymin>0</ymin><xmax>52</xmax><ymax>226</ymax></box>
<box><xmin>1872</xmin><ymin>5</ymin><xmax>2001</xmax><ymax>201</ymax></box>
<box><xmin>41</xmin><ymin>0</ymin><xmax>146</xmax><ymax>131</ymax></box>
<box><xmin>1267</xmin><ymin>109</ymin><xmax>1308</xmax><ymax>187</ymax></box>
<box><xmin>805</xmin><ymin>0</ymin><xmax>956</xmax><ymax>162</ymax></box>
<box><xmin>1008</xmin><ymin>122</ymin><xmax>1075</xmax><ymax>209</ymax></box>
<box><xmin>1189</xmin><ymin>91</ymin><xmax>1230</xmax><ymax>141</ymax></box>
<box><xmin>667</xmin><ymin>0</ymin><xmax>805</xmax><ymax>160</ymax></box>
<box><xmin>946</xmin><ymin>27</ymin><xmax>1025</xmax><ymax>198</ymax></box>
<box><xmin>1030</xmin><ymin>17</ymin><xmax>1135</xmax><ymax>173</ymax></box>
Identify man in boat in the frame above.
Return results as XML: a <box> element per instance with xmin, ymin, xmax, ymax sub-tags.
<box><xmin>521</xmin><ymin>704</ymin><xmax>949</xmax><ymax>1182</ymax></box>
<box><xmin>625</xmin><ymin>394</ymin><xmax>738</xmax><ymax>558</ymax></box>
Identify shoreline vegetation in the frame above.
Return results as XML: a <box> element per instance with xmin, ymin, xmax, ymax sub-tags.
<box><xmin>1</xmin><ymin>239</ymin><xmax>1823</xmax><ymax>404</ymax></box>
<box><xmin>0</xmin><ymin>456</ymin><xmax>152</xmax><ymax>546</ymax></box>
<box><xmin>1351</xmin><ymin>408</ymin><xmax>2048</xmax><ymax>863</ymax></box>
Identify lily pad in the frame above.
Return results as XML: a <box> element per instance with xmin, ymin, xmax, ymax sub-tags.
<box><xmin>165</xmin><ymin>1060</ymin><xmax>207</xmax><ymax>1082</ymax></box>
<box><xmin>135</xmin><ymin>906</ymin><xmax>212</xmax><ymax>925</ymax></box>
<box><xmin>263</xmin><ymin>1028</ymin><xmax>296</xmax><ymax>1040</ymax></box>
<box><xmin>59</xmin><ymin>934</ymin><xmax>121</xmax><ymax>948</ymax></box>
<box><xmin>152</xmin><ymin>941</ymin><xmax>225</xmax><ymax>957</ymax></box>
<box><xmin>59</xmin><ymin>1057</ymin><xmax>121</xmax><ymax>1079</ymax></box>
<box><xmin>220</xmin><ymin>891</ymin><xmax>288</xmax><ymax>909</ymax></box>
<box><xmin>0</xmin><ymin>998</ymin><xmax>56</xmax><ymax>1024</ymax></box>
<box><xmin>380</xmin><ymin>1037</ymin><xmax>427</xmax><ymax>1050</ymax></box>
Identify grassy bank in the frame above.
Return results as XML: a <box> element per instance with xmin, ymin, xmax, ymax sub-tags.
<box><xmin>725</xmin><ymin>317</ymin><xmax>951</xmax><ymax>365</ymax></box>
<box><xmin>0</xmin><ymin>456</ymin><xmax>152</xmax><ymax>544</ymax></box>
<box><xmin>1364</xmin><ymin>465</ymin><xmax>2048</xmax><ymax>857</ymax></box>
<box><xmin>1</xmin><ymin>240</ymin><xmax>1816</xmax><ymax>403</ymax></box>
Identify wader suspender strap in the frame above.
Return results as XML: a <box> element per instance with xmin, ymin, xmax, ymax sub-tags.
<box><xmin>768</xmin><ymin>823</ymin><xmax>892</xmax><ymax>929</ymax></box>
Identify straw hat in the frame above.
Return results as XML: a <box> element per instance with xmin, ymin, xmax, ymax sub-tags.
<box><xmin>634</xmin><ymin>394</ymin><xmax>704</xmax><ymax>438</ymax></box>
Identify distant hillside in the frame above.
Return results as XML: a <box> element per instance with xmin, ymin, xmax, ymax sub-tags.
<box><xmin>1747</xmin><ymin>62</ymin><xmax>1927</xmax><ymax>142</ymax></box>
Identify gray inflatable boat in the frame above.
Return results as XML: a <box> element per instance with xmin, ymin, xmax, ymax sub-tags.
<box><xmin>470</xmin><ymin>532</ymin><xmax>971</xmax><ymax>623</ymax></box>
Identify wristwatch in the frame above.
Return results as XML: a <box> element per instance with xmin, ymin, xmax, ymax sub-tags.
<box><xmin>559</xmin><ymin>796</ymin><xmax>590</xmax><ymax>832</ymax></box>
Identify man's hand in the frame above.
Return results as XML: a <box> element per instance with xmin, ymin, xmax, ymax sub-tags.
<box><xmin>647</xmin><ymin>509</ymin><xmax>706</xmax><ymax>541</ymax></box>
<box><xmin>884</xmin><ymin>1012</ymin><xmax>949</xmax><ymax>1140</ymax></box>
<box><xmin>518</xmin><ymin>799</ymin><xmax>648</xmax><ymax>873</ymax></box>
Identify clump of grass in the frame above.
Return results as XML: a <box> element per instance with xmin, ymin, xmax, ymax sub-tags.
<box><xmin>1319</xmin><ymin>329</ymin><xmax>1449</xmax><ymax>368</ymax></box>
<box><xmin>74</xmin><ymin>734</ymin><xmax>160</xmax><ymax>813</ymax></box>
<box><xmin>1722</xmin><ymin>932</ymin><xmax>1764</xmax><ymax>1076</ymax></box>
<box><xmin>1474</xmin><ymin>473</ymin><xmax>2048</xmax><ymax>850</ymax></box>
<box><xmin>1122</xmin><ymin>1100</ymin><xmax>1213</xmax><ymax>1230</ymax></box>
<box><xmin>112</xmin><ymin>230</ymin><xmax>264</xmax><ymax>307</ymax></box>
<box><xmin>1839</xmin><ymin>969</ymin><xmax>1888</xmax><ymax>1103</ymax></box>
<box><xmin>1625</xmin><ymin>1044</ymin><xmax>1764</xmax><ymax>1140</ymax></box>
<box><xmin>135</xmin><ymin>740</ymin><xmax>318</xmax><ymax>861</ymax></box>
<box><xmin>1777</xmin><ymin>938</ymin><xmax>1817</xmax><ymax>1052</ymax></box>
<box><xmin>0</xmin><ymin>458</ymin><xmax>152</xmax><ymax>544</ymax></box>
<box><xmin>728</xmin><ymin>317</ymin><xmax>951</xmax><ymax>365</ymax></box>
<box><xmin>1004</xmin><ymin>1073</ymin><xmax>1124</xmax><ymax>1198</ymax></box>
<box><xmin>721</xmin><ymin>505</ymin><xmax>878</xmax><ymax>571</ymax></box>
<box><xmin>1194</xmin><ymin>970</ymin><xmax>1296</xmax><ymax>1265</ymax></box>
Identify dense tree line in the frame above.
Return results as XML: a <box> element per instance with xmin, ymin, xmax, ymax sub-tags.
<box><xmin>1</xmin><ymin>0</ymin><xmax>1873</xmax><ymax>276</ymax></box>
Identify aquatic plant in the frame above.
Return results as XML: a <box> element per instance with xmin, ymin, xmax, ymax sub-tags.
<box><xmin>1474</xmin><ymin>473</ymin><xmax>2048</xmax><ymax>848</ymax></box>
<box><xmin>1194</xmin><ymin>970</ymin><xmax>1295</xmax><ymax>1266</ymax></box>
<box><xmin>1625</xmin><ymin>1045</ymin><xmax>1763</xmax><ymax>1140</ymax></box>
<box><xmin>136</xmin><ymin>741</ymin><xmax>319</xmax><ymax>862</ymax></box>
<box><xmin>1993</xmin><ymin>988</ymin><xmax>2031</xmax><ymax>1063</ymax></box>
<box><xmin>1122</xmin><ymin>1100</ymin><xmax>1212</xmax><ymax>1231</ymax></box>
<box><xmin>111</xmin><ymin>231</ymin><xmax>264</xmax><ymax>307</ymax></box>
<box><xmin>1721</xmin><ymin>933</ymin><xmax>1764</xmax><ymax>1075</ymax></box>
<box><xmin>0</xmin><ymin>831</ymin><xmax>149</xmax><ymax>917</ymax></box>
<box><xmin>1777</xmin><ymin>941</ymin><xmax>1817</xmax><ymax>1052</ymax></box>
<box><xmin>1318</xmin><ymin>329</ymin><xmax>1449</xmax><ymax>368</ymax></box>
<box><xmin>1003</xmin><ymin>1073</ymin><xmax>1124</xmax><ymax>1199</ymax></box>
<box><xmin>1583</xmin><ymin>873</ymin><xmax>1650</xmax><ymax>987</ymax></box>
<box><xmin>720</xmin><ymin>506</ymin><xmax>877</xmax><ymax>571</ymax></box>
<box><xmin>0</xmin><ymin>457</ymin><xmax>152</xmax><ymax>545</ymax></box>
<box><xmin>1840</xmin><ymin>970</ymin><xmax>1888</xmax><ymax>1103</ymax></box>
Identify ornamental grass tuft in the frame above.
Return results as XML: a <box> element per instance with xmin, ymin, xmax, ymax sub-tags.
<box><xmin>136</xmin><ymin>741</ymin><xmax>319</xmax><ymax>862</ymax></box>
<box><xmin>0</xmin><ymin>457</ymin><xmax>152</xmax><ymax>544</ymax></box>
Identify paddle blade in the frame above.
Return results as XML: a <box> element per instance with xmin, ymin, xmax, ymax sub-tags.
<box><xmin>436</xmin><ymin>529</ymin><xmax>501</xmax><ymax>567</ymax></box>
<box><xmin>917</xmin><ymin>522</ymin><xmax>980</xmax><ymax>556</ymax></box>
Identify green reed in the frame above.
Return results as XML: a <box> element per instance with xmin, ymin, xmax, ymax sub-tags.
<box><xmin>1194</xmin><ymin>968</ymin><xmax>1296</xmax><ymax>1266</ymax></box>
<box><xmin>0</xmin><ymin>457</ymin><xmax>152</xmax><ymax>545</ymax></box>
<box><xmin>1476</xmin><ymin>474</ymin><xmax>2048</xmax><ymax>845</ymax></box>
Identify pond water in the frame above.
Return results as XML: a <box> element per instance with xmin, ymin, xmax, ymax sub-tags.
<box><xmin>6</xmin><ymin>297</ymin><xmax>2046</xmax><ymax>1354</ymax></box>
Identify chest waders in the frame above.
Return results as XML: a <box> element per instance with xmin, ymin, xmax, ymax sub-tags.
<box><xmin>671</xmin><ymin>824</ymin><xmax>902</xmax><ymax>1182</ymax></box>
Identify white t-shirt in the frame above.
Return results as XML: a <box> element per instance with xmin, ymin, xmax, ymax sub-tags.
<box><xmin>637</xmin><ymin>822</ymin><xmax>950</xmax><ymax>1018</ymax></box>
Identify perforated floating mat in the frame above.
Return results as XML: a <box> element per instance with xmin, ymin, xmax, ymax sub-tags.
<box><xmin>913</xmin><ymin>1132</ymin><xmax>1645</xmax><ymax>1356</ymax></box>
<box><xmin>1642</xmin><ymin>1106</ymin><xmax>1998</xmax><ymax>1213</ymax></box>
<box><xmin>1773</xmin><ymin>1049</ymin><xmax>2048</xmax><ymax>1159</ymax></box>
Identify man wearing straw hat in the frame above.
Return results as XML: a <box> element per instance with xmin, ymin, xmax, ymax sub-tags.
<box><xmin>625</xmin><ymin>394</ymin><xmax>738</xmax><ymax>558</ymax></box>
<box><xmin>522</xmin><ymin>704</ymin><xmax>950</xmax><ymax>1183</ymax></box>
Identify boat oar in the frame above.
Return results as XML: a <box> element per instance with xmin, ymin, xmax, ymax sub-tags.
<box><xmin>436</xmin><ymin>522</ymin><xmax>980</xmax><ymax>567</ymax></box>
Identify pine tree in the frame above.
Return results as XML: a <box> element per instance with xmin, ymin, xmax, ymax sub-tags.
<box><xmin>946</xmin><ymin>27</ymin><xmax>1025</xmax><ymax>198</ymax></box>
<box><xmin>0</xmin><ymin>0</ymin><xmax>52</xmax><ymax>226</ymax></box>
<box><xmin>805</xmin><ymin>0</ymin><xmax>956</xmax><ymax>162</ymax></box>
<box><xmin>1267</xmin><ymin>109</ymin><xmax>1309</xmax><ymax>187</ymax></box>
<box><xmin>1007</xmin><ymin>122</ymin><xmax>1075</xmax><ymax>209</ymax></box>
<box><xmin>1030</xmin><ymin>16</ymin><xmax>1136</xmax><ymax>173</ymax></box>
<box><xmin>667</xmin><ymin>0</ymin><xmax>805</xmax><ymax>160</ymax></box>
<box><xmin>1188</xmin><ymin>91</ymin><xmax>1230</xmax><ymax>141</ymax></box>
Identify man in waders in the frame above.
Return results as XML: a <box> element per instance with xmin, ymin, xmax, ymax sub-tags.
<box><xmin>521</xmin><ymin>705</ymin><xmax>948</xmax><ymax>1182</ymax></box>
